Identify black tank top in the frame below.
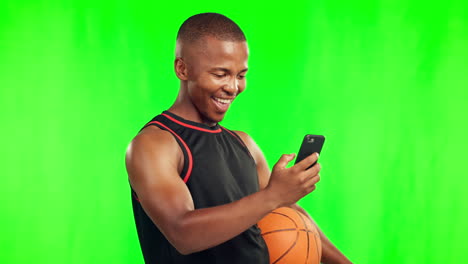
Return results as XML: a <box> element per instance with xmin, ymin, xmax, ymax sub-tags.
<box><xmin>131</xmin><ymin>111</ymin><xmax>269</xmax><ymax>264</ymax></box>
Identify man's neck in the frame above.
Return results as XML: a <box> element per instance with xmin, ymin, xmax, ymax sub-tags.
<box><xmin>168</xmin><ymin>104</ymin><xmax>217</xmax><ymax>127</ymax></box>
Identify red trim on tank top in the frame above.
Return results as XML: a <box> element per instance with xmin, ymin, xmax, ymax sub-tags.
<box><xmin>221</xmin><ymin>127</ymin><xmax>254</xmax><ymax>160</ymax></box>
<box><xmin>146</xmin><ymin>121</ymin><xmax>194</xmax><ymax>183</ymax></box>
<box><xmin>161</xmin><ymin>113</ymin><xmax>222</xmax><ymax>133</ymax></box>
<box><xmin>132</xmin><ymin>192</ymin><xmax>140</xmax><ymax>202</ymax></box>
<box><xmin>222</xmin><ymin>128</ymin><xmax>247</xmax><ymax>148</ymax></box>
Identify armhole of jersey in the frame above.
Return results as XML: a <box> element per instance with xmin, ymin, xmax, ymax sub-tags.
<box><xmin>131</xmin><ymin>188</ymin><xmax>140</xmax><ymax>202</ymax></box>
<box><xmin>131</xmin><ymin>121</ymin><xmax>193</xmax><ymax>203</ymax></box>
<box><xmin>221</xmin><ymin>127</ymin><xmax>255</xmax><ymax>160</ymax></box>
<box><xmin>143</xmin><ymin>121</ymin><xmax>193</xmax><ymax>183</ymax></box>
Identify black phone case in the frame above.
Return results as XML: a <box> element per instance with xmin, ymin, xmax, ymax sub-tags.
<box><xmin>295</xmin><ymin>134</ymin><xmax>325</xmax><ymax>169</ymax></box>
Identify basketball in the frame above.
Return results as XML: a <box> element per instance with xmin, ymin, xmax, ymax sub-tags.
<box><xmin>257</xmin><ymin>207</ymin><xmax>322</xmax><ymax>264</ymax></box>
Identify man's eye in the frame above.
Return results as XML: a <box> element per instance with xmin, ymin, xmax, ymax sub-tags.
<box><xmin>212</xmin><ymin>73</ymin><xmax>225</xmax><ymax>78</ymax></box>
<box><xmin>238</xmin><ymin>75</ymin><xmax>246</xmax><ymax>79</ymax></box>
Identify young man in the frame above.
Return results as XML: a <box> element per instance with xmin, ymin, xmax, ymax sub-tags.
<box><xmin>126</xmin><ymin>13</ymin><xmax>352</xmax><ymax>264</ymax></box>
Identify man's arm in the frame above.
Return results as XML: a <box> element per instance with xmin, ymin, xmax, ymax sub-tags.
<box><xmin>291</xmin><ymin>204</ymin><xmax>353</xmax><ymax>264</ymax></box>
<box><xmin>235</xmin><ymin>131</ymin><xmax>353</xmax><ymax>264</ymax></box>
<box><xmin>125</xmin><ymin>126</ymin><xmax>320</xmax><ymax>255</ymax></box>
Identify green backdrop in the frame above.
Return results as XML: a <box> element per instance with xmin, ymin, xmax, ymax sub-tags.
<box><xmin>1</xmin><ymin>0</ymin><xmax>467</xmax><ymax>263</ymax></box>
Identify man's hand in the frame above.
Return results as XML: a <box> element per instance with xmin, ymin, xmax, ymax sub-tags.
<box><xmin>236</xmin><ymin>131</ymin><xmax>352</xmax><ymax>264</ymax></box>
<box><xmin>264</xmin><ymin>152</ymin><xmax>321</xmax><ymax>208</ymax></box>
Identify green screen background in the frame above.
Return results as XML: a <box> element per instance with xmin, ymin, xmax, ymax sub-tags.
<box><xmin>1</xmin><ymin>0</ymin><xmax>467</xmax><ymax>263</ymax></box>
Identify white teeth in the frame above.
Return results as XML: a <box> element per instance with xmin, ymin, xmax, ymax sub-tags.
<box><xmin>213</xmin><ymin>97</ymin><xmax>233</xmax><ymax>104</ymax></box>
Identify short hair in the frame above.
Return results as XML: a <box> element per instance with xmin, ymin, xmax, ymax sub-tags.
<box><xmin>176</xmin><ymin>13</ymin><xmax>246</xmax><ymax>43</ymax></box>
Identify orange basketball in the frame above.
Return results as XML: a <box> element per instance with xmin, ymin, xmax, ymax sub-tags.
<box><xmin>257</xmin><ymin>207</ymin><xmax>322</xmax><ymax>264</ymax></box>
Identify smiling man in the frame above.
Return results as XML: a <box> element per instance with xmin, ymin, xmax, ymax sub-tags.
<box><xmin>126</xmin><ymin>13</ymin><xmax>352</xmax><ymax>264</ymax></box>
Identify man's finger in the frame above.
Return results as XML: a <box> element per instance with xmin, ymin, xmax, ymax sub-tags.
<box><xmin>304</xmin><ymin>174</ymin><xmax>321</xmax><ymax>188</ymax></box>
<box><xmin>273</xmin><ymin>154</ymin><xmax>295</xmax><ymax>170</ymax></box>
<box><xmin>304</xmin><ymin>163</ymin><xmax>321</xmax><ymax>177</ymax></box>
<box><xmin>295</xmin><ymin>152</ymin><xmax>319</xmax><ymax>170</ymax></box>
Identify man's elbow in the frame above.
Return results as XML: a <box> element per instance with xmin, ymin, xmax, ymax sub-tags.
<box><xmin>165</xmin><ymin>224</ymin><xmax>204</xmax><ymax>255</ymax></box>
<box><xmin>170</xmin><ymin>237</ymin><xmax>203</xmax><ymax>255</ymax></box>
<box><xmin>170</xmin><ymin>236</ymin><xmax>197</xmax><ymax>256</ymax></box>
<box><xmin>173</xmin><ymin>244</ymin><xmax>193</xmax><ymax>256</ymax></box>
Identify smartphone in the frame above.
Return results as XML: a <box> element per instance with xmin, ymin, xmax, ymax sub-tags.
<box><xmin>295</xmin><ymin>134</ymin><xmax>325</xmax><ymax>169</ymax></box>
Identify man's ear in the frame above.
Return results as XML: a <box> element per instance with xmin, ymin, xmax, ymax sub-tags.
<box><xmin>174</xmin><ymin>57</ymin><xmax>188</xmax><ymax>81</ymax></box>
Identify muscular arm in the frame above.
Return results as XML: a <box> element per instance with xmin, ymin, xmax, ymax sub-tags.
<box><xmin>235</xmin><ymin>131</ymin><xmax>353</xmax><ymax>264</ymax></box>
<box><xmin>126</xmin><ymin>127</ymin><xmax>319</xmax><ymax>255</ymax></box>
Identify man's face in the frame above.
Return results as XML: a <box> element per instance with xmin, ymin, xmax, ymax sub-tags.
<box><xmin>182</xmin><ymin>36</ymin><xmax>249</xmax><ymax>124</ymax></box>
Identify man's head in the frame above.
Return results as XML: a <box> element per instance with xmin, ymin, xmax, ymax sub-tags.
<box><xmin>176</xmin><ymin>12</ymin><xmax>246</xmax><ymax>44</ymax></box>
<box><xmin>174</xmin><ymin>13</ymin><xmax>249</xmax><ymax>125</ymax></box>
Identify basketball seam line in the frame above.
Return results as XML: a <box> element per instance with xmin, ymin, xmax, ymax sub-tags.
<box><xmin>295</xmin><ymin>210</ymin><xmax>311</xmax><ymax>264</ymax></box>
<box><xmin>269</xmin><ymin>212</ymin><xmax>299</xmax><ymax>264</ymax></box>
<box><xmin>261</xmin><ymin>228</ymin><xmax>316</xmax><ymax>236</ymax></box>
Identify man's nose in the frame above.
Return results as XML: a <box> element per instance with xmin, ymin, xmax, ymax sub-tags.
<box><xmin>223</xmin><ymin>77</ymin><xmax>239</xmax><ymax>95</ymax></box>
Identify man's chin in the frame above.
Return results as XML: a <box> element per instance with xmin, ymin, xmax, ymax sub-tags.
<box><xmin>210</xmin><ymin>112</ymin><xmax>226</xmax><ymax>124</ymax></box>
<box><xmin>200</xmin><ymin>110</ymin><xmax>226</xmax><ymax>126</ymax></box>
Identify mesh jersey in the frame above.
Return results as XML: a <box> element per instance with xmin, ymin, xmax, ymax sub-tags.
<box><xmin>131</xmin><ymin>111</ymin><xmax>269</xmax><ymax>264</ymax></box>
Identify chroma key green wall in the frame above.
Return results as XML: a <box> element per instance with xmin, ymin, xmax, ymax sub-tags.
<box><xmin>1</xmin><ymin>0</ymin><xmax>467</xmax><ymax>263</ymax></box>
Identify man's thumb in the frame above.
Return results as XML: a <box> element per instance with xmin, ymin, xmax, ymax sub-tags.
<box><xmin>274</xmin><ymin>154</ymin><xmax>295</xmax><ymax>169</ymax></box>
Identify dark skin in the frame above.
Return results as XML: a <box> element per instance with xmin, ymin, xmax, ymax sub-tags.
<box><xmin>240</xmin><ymin>132</ymin><xmax>352</xmax><ymax>264</ymax></box>
<box><xmin>126</xmin><ymin>35</ymin><xmax>352</xmax><ymax>263</ymax></box>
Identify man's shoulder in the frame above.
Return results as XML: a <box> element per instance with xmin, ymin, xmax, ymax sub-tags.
<box><xmin>233</xmin><ymin>130</ymin><xmax>259</xmax><ymax>144</ymax></box>
<box><xmin>230</xmin><ymin>130</ymin><xmax>249</xmax><ymax>140</ymax></box>
<box><xmin>229</xmin><ymin>130</ymin><xmax>262</xmax><ymax>156</ymax></box>
<box><xmin>128</xmin><ymin>125</ymin><xmax>179</xmax><ymax>155</ymax></box>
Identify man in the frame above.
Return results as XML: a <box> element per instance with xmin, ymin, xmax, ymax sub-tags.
<box><xmin>126</xmin><ymin>13</ymin><xmax>352</xmax><ymax>263</ymax></box>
